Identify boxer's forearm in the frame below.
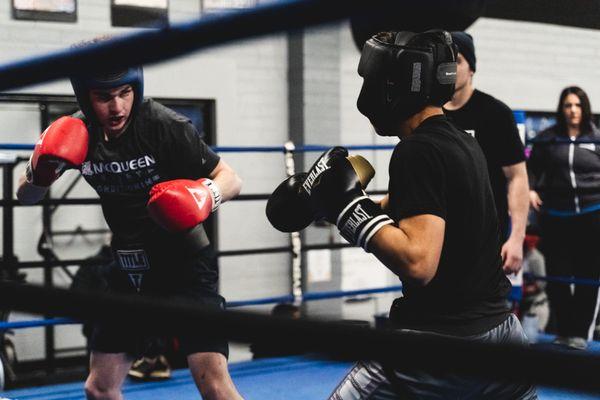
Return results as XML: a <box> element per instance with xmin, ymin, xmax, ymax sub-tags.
<box><xmin>16</xmin><ymin>173</ymin><xmax>48</xmax><ymax>205</ymax></box>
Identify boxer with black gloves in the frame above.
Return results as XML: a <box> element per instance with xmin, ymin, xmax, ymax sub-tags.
<box><xmin>266</xmin><ymin>147</ymin><xmax>350</xmax><ymax>232</ymax></box>
<box><xmin>307</xmin><ymin>155</ymin><xmax>393</xmax><ymax>251</ymax></box>
<box><xmin>17</xmin><ymin>38</ymin><xmax>242</xmax><ymax>400</ymax></box>
<box><xmin>266</xmin><ymin>146</ymin><xmax>378</xmax><ymax>235</ymax></box>
<box><xmin>279</xmin><ymin>30</ymin><xmax>536</xmax><ymax>399</ymax></box>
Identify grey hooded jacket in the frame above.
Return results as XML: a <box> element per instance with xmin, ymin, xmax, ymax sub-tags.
<box><xmin>528</xmin><ymin>123</ymin><xmax>600</xmax><ymax>216</ymax></box>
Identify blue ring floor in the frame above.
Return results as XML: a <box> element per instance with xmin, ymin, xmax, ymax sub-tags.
<box><xmin>2</xmin><ymin>334</ymin><xmax>599</xmax><ymax>399</ymax></box>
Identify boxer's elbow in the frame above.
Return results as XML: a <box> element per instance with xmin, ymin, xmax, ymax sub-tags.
<box><xmin>370</xmin><ymin>223</ymin><xmax>440</xmax><ymax>286</ymax></box>
<box><xmin>231</xmin><ymin>173</ymin><xmax>242</xmax><ymax>198</ymax></box>
<box><xmin>402</xmin><ymin>260</ymin><xmax>438</xmax><ymax>286</ymax></box>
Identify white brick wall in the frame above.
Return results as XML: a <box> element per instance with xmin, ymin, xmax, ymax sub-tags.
<box><xmin>468</xmin><ymin>18</ymin><xmax>600</xmax><ymax>112</ymax></box>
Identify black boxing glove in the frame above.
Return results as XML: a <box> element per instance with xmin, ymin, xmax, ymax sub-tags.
<box><xmin>300</xmin><ymin>146</ymin><xmax>348</xmax><ymax>196</ymax></box>
<box><xmin>309</xmin><ymin>156</ymin><xmax>393</xmax><ymax>251</ymax></box>
<box><xmin>266</xmin><ymin>147</ymin><xmax>350</xmax><ymax>232</ymax></box>
<box><xmin>265</xmin><ymin>172</ymin><xmax>313</xmax><ymax>232</ymax></box>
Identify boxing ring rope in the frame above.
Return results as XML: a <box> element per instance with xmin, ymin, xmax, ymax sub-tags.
<box><xmin>4</xmin><ymin>271</ymin><xmax>600</xmax><ymax>331</ymax></box>
<box><xmin>0</xmin><ymin>285</ymin><xmax>405</xmax><ymax>332</ymax></box>
<box><xmin>0</xmin><ymin>0</ymin><xmax>375</xmax><ymax>92</ymax></box>
<box><xmin>1</xmin><ymin>281</ymin><xmax>600</xmax><ymax>392</ymax></box>
<box><xmin>0</xmin><ymin>318</ymin><xmax>77</xmax><ymax>331</ymax></box>
<box><xmin>4</xmin><ymin>137</ymin><xmax>600</xmax><ymax>153</ymax></box>
<box><xmin>0</xmin><ymin>143</ymin><xmax>397</xmax><ymax>152</ymax></box>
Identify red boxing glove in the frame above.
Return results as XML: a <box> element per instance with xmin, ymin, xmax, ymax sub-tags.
<box><xmin>147</xmin><ymin>179</ymin><xmax>216</xmax><ymax>232</ymax></box>
<box><xmin>26</xmin><ymin>116</ymin><xmax>89</xmax><ymax>186</ymax></box>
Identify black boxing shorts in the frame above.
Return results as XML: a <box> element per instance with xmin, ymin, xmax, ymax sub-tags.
<box><xmin>89</xmin><ymin>246</ymin><xmax>229</xmax><ymax>358</ymax></box>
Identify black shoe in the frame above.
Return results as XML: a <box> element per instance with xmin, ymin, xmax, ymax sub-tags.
<box><xmin>128</xmin><ymin>356</ymin><xmax>171</xmax><ymax>381</ymax></box>
<box><xmin>147</xmin><ymin>355</ymin><xmax>171</xmax><ymax>380</ymax></box>
<box><xmin>128</xmin><ymin>357</ymin><xmax>155</xmax><ymax>381</ymax></box>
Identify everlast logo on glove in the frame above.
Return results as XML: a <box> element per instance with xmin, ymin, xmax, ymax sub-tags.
<box><xmin>302</xmin><ymin>158</ymin><xmax>330</xmax><ymax>195</ymax></box>
<box><xmin>335</xmin><ymin>197</ymin><xmax>394</xmax><ymax>251</ymax></box>
<box><xmin>340</xmin><ymin>203</ymin><xmax>373</xmax><ymax>240</ymax></box>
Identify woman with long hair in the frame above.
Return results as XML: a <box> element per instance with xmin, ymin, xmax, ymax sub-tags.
<box><xmin>528</xmin><ymin>86</ymin><xmax>600</xmax><ymax>350</ymax></box>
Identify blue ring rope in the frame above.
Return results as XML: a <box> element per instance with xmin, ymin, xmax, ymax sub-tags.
<box><xmin>0</xmin><ymin>285</ymin><xmax>403</xmax><ymax>330</ymax></box>
<box><xmin>5</xmin><ymin>137</ymin><xmax>594</xmax><ymax>153</ymax></box>
<box><xmin>227</xmin><ymin>294</ymin><xmax>295</xmax><ymax>308</ymax></box>
<box><xmin>3</xmin><ymin>275</ymin><xmax>600</xmax><ymax>331</ymax></box>
<box><xmin>7</xmin><ymin>139</ymin><xmax>600</xmax><ymax>152</ymax></box>
<box><xmin>6</xmin><ymin>274</ymin><xmax>600</xmax><ymax>331</ymax></box>
<box><xmin>0</xmin><ymin>143</ymin><xmax>397</xmax><ymax>153</ymax></box>
<box><xmin>527</xmin><ymin>138</ymin><xmax>600</xmax><ymax>144</ymax></box>
<box><xmin>0</xmin><ymin>317</ymin><xmax>77</xmax><ymax>330</ymax></box>
<box><xmin>303</xmin><ymin>285</ymin><xmax>402</xmax><ymax>301</ymax></box>
<box><xmin>0</xmin><ymin>144</ymin><xmax>34</xmax><ymax>150</ymax></box>
<box><xmin>0</xmin><ymin>0</ymin><xmax>368</xmax><ymax>92</ymax></box>
<box><xmin>525</xmin><ymin>273</ymin><xmax>600</xmax><ymax>287</ymax></box>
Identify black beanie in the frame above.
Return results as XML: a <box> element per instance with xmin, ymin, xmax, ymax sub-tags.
<box><xmin>451</xmin><ymin>31</ymin><xmax>476</xmax><ymax>72</ymax></box>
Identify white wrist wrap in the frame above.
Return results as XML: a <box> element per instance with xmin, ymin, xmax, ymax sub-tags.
<box><xmin>25</xmin><ymin>157</ymin><xmax>34</xmax><ymax>184</ymax></box>
<box><xmin>202</xmin><ymin>179</ymin><xmax>222</xmax><ymax>212</ymax></box>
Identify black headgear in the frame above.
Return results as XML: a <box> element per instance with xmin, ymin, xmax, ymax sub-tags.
<box><xmin>357</xmin><ymin>30</ymin><xmax>457</xmax><ymax>135</ymax></box>
<box><xmin>70</xmin><ymin>67</ymin><xmax>144</xmax><ymax>126</ymax></box>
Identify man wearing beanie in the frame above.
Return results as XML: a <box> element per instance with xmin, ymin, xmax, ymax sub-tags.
<box><xmin>444</xmin><ymin>31</ymin><xmax>529</xmax><ymax>276</ymax></box>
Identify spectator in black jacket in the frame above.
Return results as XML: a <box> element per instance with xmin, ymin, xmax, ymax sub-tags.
<box><xmin>528</xmin><ymin>86</ymin><xmax>600</xmax><ymax>350</ymax></box>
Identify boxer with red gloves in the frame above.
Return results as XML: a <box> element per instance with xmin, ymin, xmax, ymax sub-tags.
<box><xmin>147</xmin><ymin>178</ymin><xmax>221</xmax><ymax>233</ymax></box>
<box><xmin>16</xmin><ymin>42</ymin><xmax>242</xmax><ymax>399</ymax></box>
<box><xmin>17</xmin><ymin>116</ymin><xmax>89</xmax><ymax>203</ymax></box>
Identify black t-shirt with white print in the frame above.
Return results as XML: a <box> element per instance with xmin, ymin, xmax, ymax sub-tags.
<box><xmin>388</xmin><ymin>115</ymin><xmax>511</xmax><ymax>336</ymax></box>
<box><xmin>78</xmin><ymin>99</ymin><xmax>220</xmax><ymax>291</ymax></box>
<box><xmin>444</xmin><ymin>90</ymin><xmax>525</xmax><ymax>239</ymax></box>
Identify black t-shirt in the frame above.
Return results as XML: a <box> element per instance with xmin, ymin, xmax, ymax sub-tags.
<box><xmin>444</xmin><ymin>89</ymin><xmax>525</xmax><ymax>238</ymax></box>
<box><xmin>78</xmin><ymin>99</ymin><xmax>220</xmax><ymax>289</ymax></box>
<box><xmin>388</xmin><ymin>115</ymin><xmax>511</xmax><ymax>336</ymax></box>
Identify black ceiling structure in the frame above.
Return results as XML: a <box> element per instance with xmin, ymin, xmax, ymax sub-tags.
<box><xmin>484</xmin><ymin>0</ymin><xmax>600</xmax><ymax>31</ymax></box>
<box><xmin>350</xmin><ymin>0</ymin><xmax>600</xmax><ymax>50</ymax></box>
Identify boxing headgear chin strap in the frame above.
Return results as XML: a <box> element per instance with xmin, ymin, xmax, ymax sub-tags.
<box><xmin>357</xmin><ymin>30</ymin><xmax>457</xmax><ymax>136</ymax></box>
<box><xmin>70</xmin><ymin>66</ymin><xmax>144</xmax><ymax>126</ymax></box>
